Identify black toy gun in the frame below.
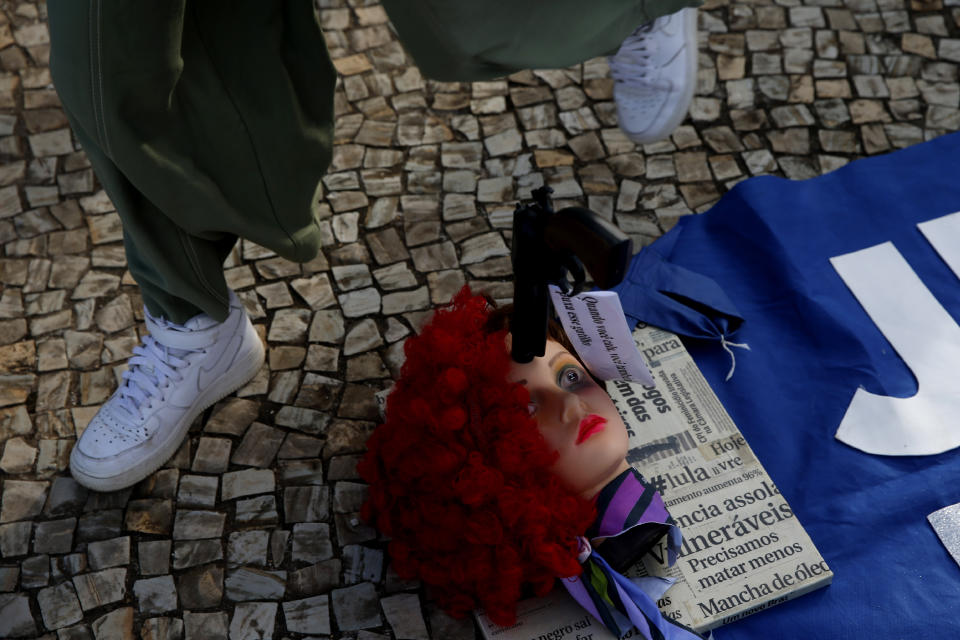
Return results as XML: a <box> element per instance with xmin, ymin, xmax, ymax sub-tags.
<box><xmin>510</xmin><ymin>186</ymin><xmax>633</xmax><ymax>363</ymax></box>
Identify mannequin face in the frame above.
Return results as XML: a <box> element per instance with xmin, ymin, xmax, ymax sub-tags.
<box><xmin>507</xmin><ymin>338</ymin><xmax>629</xmax><ymax>499</ymax></box>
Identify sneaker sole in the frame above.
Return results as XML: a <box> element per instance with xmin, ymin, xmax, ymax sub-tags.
<box><xmin>622</xmin><ymin>7</ymin><xmax>699</xmax><ymax>144</ymax></box>
<box><xmin>69</xmin><ymin>327</ymin><xmax>265</xmax><ymax>492</ymax></box>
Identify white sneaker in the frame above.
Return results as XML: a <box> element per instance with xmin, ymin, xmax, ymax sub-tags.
<box><xmin>609</xmin><ymin>7</ymin><xmax>699</xmax><ymax>144</ymax></box>
<box><xmin>70</xmin><ymin>291</ymin><xmax>264</xmax><ymax>491</ymax></box>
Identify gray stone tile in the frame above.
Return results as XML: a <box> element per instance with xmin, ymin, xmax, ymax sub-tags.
<box><xmin>283</xmin><ymin>595</ymin><xmax>332</xmax><ymax>635</ymax></box>
<box><xmin>235</xmin><ymin>496</ymin><xmax>278</xmax><ymax>525</ymax></box>
<box><xmin>0</xmin><ymin>594</ymin><xmax>36</xmax><ymax>637</ymax></box>
<box><xmin>133</xmin><ymin>575</ymin><xmax>178</xmax><ymax>614</ymax></box>
<box><xmin>37</xmin><ymin>582</ymin><xmax>84</xmax><ymax>629</ymax></box>
<box><xmin>231</xmin><ymin>423</ymin><xmax>285</xmax><ymax>468</ymax></box>
<box><xmin>332</xmin><ymin>582</ymin><xmax>382</xmax><ymax>631</ymax></box>
<box><xmin>172</xmin><ymin>539</ymin><xmax>223</xmax><ymax>570</ymax></box>
<box><xmin>140</xmin><ymin>617</ymin><xmax>183</xmax><ymax>640</ymax></box>
<box><xmin>342</xmin><ymin>544</ymin><xmax>384</xmax><ymax>585</ymax></box>
<box><xmin>225</xmin><ymin>567</ymin><xmax>287</xmax><ymax>601</ymax></box>
<box><xmin>90</xmin><ymin>606</ymin><xmax>134</xmax><ymax>640</ymax></box>
<box><xmin>0</xmin><ymin>479</ymin><xmax>48</xmax><ymax>522</ymax></box>
<box><xmin>0</xmin><ymin>565</ymin><xmax>19</xmax><ymax>591</ymax></box>
<box><xmin>33</xmin><ymin>516</ymin><xmax>75</xmax><ymax>554</ymax></box>
<box><xmin>177</xmin><ymin>564</ymin><xmax>223</xmax><ymax>609</ymax></box>
<box><xmin>86</xmin><ymin>535</ymin><xmax>130</xmax><ymax>570</ymax></box>
<box><xmin>138</xmin><ymin>540</ymin><xmax>171</xmax><ymax>576</ymax></box>
<box><xmin>228</xmin><ymin>602</ymin><xmax>277</xmax><ymax>640</ymax></box>
<box><xmin>176</xmin><ymin>474</ymin><xmax>218</xmax><ymax>508</ymax></box>
<box><xmin>204</xmin><ymin>397</ymin><xmax>261</xmax><ymax>436</ymax></box>
<box><xmin>172</xmin><ymin>510</ymin><xmax>226</xmax><ymax>540</ymax></box>
<box><xmin>183</xmin><ymin>612</ymin><xmax>227</xmax><ymax>640</ymax></box>
<box><xmin>227</xmin><ymin>530</ymin><xmax>270</xmax><ymax>568</ymax></box>
<box><xmin>382</xmin><ymin>593</ymin><xmax>430</xmax><ymax>640</ymax></box>
<box><xmin>72</xmin><ymin>567</ymin><xmax>127</xmax><ymax>610</ymax></box>
<box><xmin>292</xmin><ymin>523</ymin><xmax>333</xmax><ymax>564</ymax></box>
<box><xmin>288</xmin><ymin>558</ymin><xmax>341</xmax><ymax>597</ymax></box>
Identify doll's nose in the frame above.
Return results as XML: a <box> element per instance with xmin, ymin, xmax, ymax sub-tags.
<box><xmin>560</xmin><ymin>393</ymin><xmax>588</xmax><ymax>427</ymax></box>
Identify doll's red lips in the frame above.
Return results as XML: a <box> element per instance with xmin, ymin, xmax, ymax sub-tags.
<box><xmin>576</xmin><ymin>415</ymin><xmax>606</xmax><ymax>444</ymax></box>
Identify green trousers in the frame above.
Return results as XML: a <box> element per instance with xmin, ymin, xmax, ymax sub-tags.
<box><xmin>48</xmin><ymin>0</ymin><xmax>695</xmax><ymax>323</ymax></box>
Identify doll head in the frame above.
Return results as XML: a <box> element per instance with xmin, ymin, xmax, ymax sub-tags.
<box><xmin>505</xmin><ymin>337</ymin><xmax>630</xmax><ymax>499</ymax></box>
<box><xmin>359</xmin><ymin>288</ymin><xmax>606</xmax><ymax>625</ymax></box>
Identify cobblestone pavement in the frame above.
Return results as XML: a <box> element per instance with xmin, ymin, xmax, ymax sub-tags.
<box><xmin>1</xmin><ymin>0</ymin><xmax>959</xmax><ymax>638</ymax></box>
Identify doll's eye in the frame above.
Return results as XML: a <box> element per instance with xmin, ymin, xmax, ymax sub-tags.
<box><xmin>557</xmin><ymin>365</ymin><xmax>584</xmax><ymax>389</ymax></box>
<box><xmin>526</xmin><ymin>403</ymin><xmax>538</xmax><ymax>416</ymax></box>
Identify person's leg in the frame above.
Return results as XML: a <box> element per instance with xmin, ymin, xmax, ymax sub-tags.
<box><xmin>380</xmin><ymin>0</ymin><xmax>698</xmax><ymax>81</ymax></box>
<box><xmin>608</xmin><ymin>7</ymin><xmax>701</xmax><ymax>144</ymax></box>
<box><xmin>47</xmin><ymin>0</ymin><xmax>336</xmax><ymax>490</ymax></box>
<box><xmin>382</xmin><ymin>0</ymin><xmax>701</xmax><ymax>144</ymax></box>
<box><xmin>48</xmin><ymin>0</ymin><xmax>336</xmax><ymax>323</ymax></box>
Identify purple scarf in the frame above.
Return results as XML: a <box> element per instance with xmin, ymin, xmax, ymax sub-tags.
<box><xmin>561</xmin><ymin>467</ymin><xmax>704</xmax><ymax>639</ymax></box>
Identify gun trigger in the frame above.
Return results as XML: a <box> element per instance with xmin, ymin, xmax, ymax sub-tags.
<box><xmin>566</xmin><ymin>257</ymin><xmax>586</xmax><ymax>295</ymax></box>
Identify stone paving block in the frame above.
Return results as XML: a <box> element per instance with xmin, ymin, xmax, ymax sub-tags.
<box><xmin>203</xmin><ymin>397</ymin><xmax>260</xmax><ymax>437</ymax></box>
<box><xmin>225</xmin><ymin>567</ymin><xmax>287</xmax><ymax>601</ymax></box>
<box><xmin>73</xmin><ymin>567</ymin><xmax>127</xmax><ymax>610</ymax></box>
<box><xmin>382</xmin><ymin>593</ymin><xmax>430</xmax><ymax>640</ymax></box>
<box><xmin>177</xmin><ymin>564</ymin><xmax>223</xmax><ymax>609</ymax></box>
<box><xmin>124</xmin><ymin>500</ymin><xmax>172</xmax><ymax>536</ymax></box>
<box><xmin>172</xmin><ymin>510</ymin><xmax>226</xmax><ymax>540</ymax></box>
<box><xmin>0</xmin><ymin>593</ymin><xmax>36</xmax><ymax>637</ymax></box>
<box><xmin>191</xmin><ymin>438</ymin><xmax>231</xmax><ymax>474</ymax></box>
<box><xmin>0</xmin><ymin>435</ymin><xmax>37</xmax><ymax>472</ymax></box>
<box><xmin>133</xmin><ymin>575</ymin><xmax>178</xmax><ymax>614</ymax></box>
<box><xmin>90</xmin><ymin>606</ymin><xmax>133</xmax><ymax>640</ymax></box>
<box><xmin>283</xmin><ymin>595</ymin><xmax>332</xmax><ymax>635</ymax></box>
<box><xmin>0</xmin><ymin>565</ymin><xmax>19</xmax><ymax>591</ymax></box>
<box><xmin>86</xmin><ymin>535</ymin><xmax>130</xmax><ymax>569</ymax></box>
<box><xmin>288</xmin><ymin>558</ymin><xmax>341</xmax><ymax>597</ymax></box>
<box><xmin>428</xmin><ymin>606</ymin><xmax>475</xmax><ymax>640</ymax></box>
<box><xmin>21</xmin><ymin>553</ymin><xmax>48</xmax><ymax>588</ymax></box>
<box><xmin>235</xmin><ymin>495</ymin><xmax>278</xmax><ymax>525</ymax></box>
<box><xmin>140</xmin><ymin>617</ymin><xmax>183</xmax><ymax>640</ymax></box>
<box><xmin>228</xmin><ymin>602</ymin><xmax>277</xmax><ymax>640</ymax></box>
<box><xmin>332</xmin><ymin>582</ymin><xmax>382</xmax><ymax>631</ymax></box>
<box><xmin>291</xmin><ymin>523</ymin><xmax>333</xmax><ymax>564</ymax></box>
<box><xmin>33</xmin><ymin>516</ymin><xmax>75</xmax><ymax>554</ymax></box>
<box><xmin>342</xmin><ymin>544</ymin><xmax>384</xmax><ymax>585</ymax></box>
<box><xmin>37</xmin><ymin>582</ymin><xmax>83</xmax><ymax>629</ymax></box>
<box><xmin>344</xmin><ymin>319</ymin><xmax>384</xmax><ymax>356</ymax></box>
<box><xmin>332</xmin><ymin>482</ymin><xmax>368</xmax><ymax>514</ymax></box>
<box><xmin>138</xmin><ymin>539</ymin><xmax>171</xmax><ymax>576</ymax></box>
<box><xmin>277</xmin><ymin>433</ymin><xmax>324</xmax><ymax>462</ymax></box>
<box><xmin>1</xmin><ymin>479</ymin><xmax>48</xmax><ymax>522</ymax></box>
<box><xmin>231</xmin><ymin>423</ymin><xmax>284</xmax><ymax>468</ymax></box>
<box><xmin>305</xmin><ymin>343</ymin><xmax>339</xmax><ymax>371</ymax></box>
<box><xmin>183</xmin><ymin>612</ymin><xmax>227</xmax><ymax>640</ymax></box>
<box><xmin>76</xmin><ymin>509</ymin><xmax>123</xmax><ymax>542</ymax></box>
<box><xmin>227</xmin><ymin>530</ymin><xmax>270</xmax><ymax>568</ymax></box>
<box><xmin>176</xmin><ymin>474</ymin><xmax>218</xmax><ymax>508</ymax></box>
<box><xmin>279</xmin><ymin>459</ymin><xmax>325</xmax><ymax>485</ymax></box>
<box><xmin>271</xmin><ymin>343</ymin><xmax>307</xmax><ymax>370</ymax></box>
<box><xmin>172</xmin><ymin>539</ymin><xmax>223</xmax><ymax>569</ymax></box>
<box><xmin>283</xmin><ymin>485</ymin><xmax>330</xmax><ymax>524</ymax></box>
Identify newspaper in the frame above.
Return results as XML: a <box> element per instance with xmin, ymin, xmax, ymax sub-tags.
<box><xmin>477</xmin><ymin>323</ymin><xmax>832</xmax><ymax>639</ymax></box>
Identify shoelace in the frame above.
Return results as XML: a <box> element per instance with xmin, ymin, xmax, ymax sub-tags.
<box><xmin>608</xmin><ymin>22</ymin><xmax>658</xmax><ymax>83</ymax></box>
<box><xmin>115</xmin><ymin>323</ymin><xmax>205</xmax><ymax>421</ymax></box>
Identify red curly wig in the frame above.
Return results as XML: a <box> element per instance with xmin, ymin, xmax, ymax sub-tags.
<box><xmin>358</xmin><ymin>287</ymin><xmax>596</xmax><ymax>626</ymax></box>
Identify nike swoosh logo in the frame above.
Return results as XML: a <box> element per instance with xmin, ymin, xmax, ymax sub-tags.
<box><xmin>196</xmin><ymin>310</ymin><xmax>244</xmax><ymax>391</ymax></box>
<box><xmin>197</xmin><ymin>334</ymin><xmax>243</xmax><ymax>392</ymax></box>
